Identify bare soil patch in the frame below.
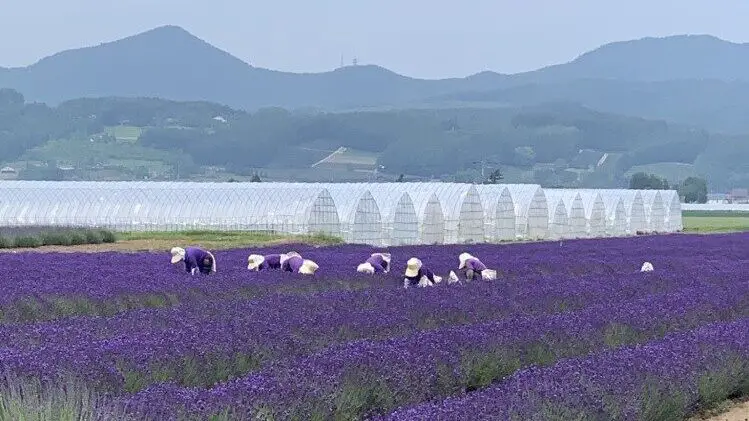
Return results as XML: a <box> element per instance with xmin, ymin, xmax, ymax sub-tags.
<box><xmin>694</xmin><ymin>400</ymin><xmax>749</xmax><ymax>421</ymax></box>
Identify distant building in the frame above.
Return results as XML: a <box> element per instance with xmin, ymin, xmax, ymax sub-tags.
<box><xmin>728</xmin><ymin>188</ymin><xmax>749</xmax><ymax>204</ymax></box>
<box><xmin>707</xmin><ymin>193</ymin><xmax>728</xmax><ymax>204</ymax></box>
<box><xmin>0</xmin><ymin>166</ymin><xmax>18</xmax><ymax>180</ymax></box>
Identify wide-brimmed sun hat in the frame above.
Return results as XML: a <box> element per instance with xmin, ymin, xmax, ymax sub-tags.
<box><xmin>170</xmin><ymin>247</ymin><xmax>186</xmax><ymax>264</ymax></box>
<box><xmin>405</xmin><ymin>257</ymin><xmax>422</xmax><ymax>278</ymax></box>
<box><xmin>299</xmin><ymin>259</ymin><xmax>319</xmax><ymax>275</ymax></box>
<box><xmin>458</xmin><ymin>252</ymin><xmax>475</xmax><ymax>269</ymax></box>
<box><xmin>247</xmin><ymin>254</ymin><xmax>265</xmax><ymax>270</ymax></box>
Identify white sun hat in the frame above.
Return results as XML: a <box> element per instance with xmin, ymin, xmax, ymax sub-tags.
<box><xmin>641</xmin><ymin>262</ymin><xmax>654</xmax><ymax>272</ymax></box>
<box><xmin>405</xmin><ymin>257</ymin><xmax>422</xmax><ymax>278</ymax></box>
<box><xmin>357</xmin><ymin>262</ymin><xmax>375</xmax><ymax>274</ymax></box>
<box><xmin>458</xmin><ymin>252</ymin><xmax>474</xmax><ymax>269</ymax></box>
<box><xmin>170</xmin><ymin>247</ymin><xmax>186</xmax><ymax>264</ymax></box>
<box><xmin>299</xmin><ymin>259</ymin><xmax>319</xmax><ymax>275</ymax></box>
<box><xmin>481</xmin><ymin>269</ymin><xmax>497</xmax><ymax>280</ymax></box>
<box><xmin>280</xmin><ymin>251</ymin><xmax>301</xmax><ymax>266</ymax></box>
<box><xmin>247</xmin><ymin>254</ymin><xmax>265</xmax><ymax>270</ymax></box>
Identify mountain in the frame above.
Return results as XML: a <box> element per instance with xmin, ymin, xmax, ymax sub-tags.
<box><xmin>3</xmin><ymin>27</ymin><xmax>749</xmax><ymax>113</ymax></box>
<box><xmin>431</xmin><ymin>79</ymin><xmax>749</xmax><ymax>134</ymax></box>
<box><xmin>513</xmin><ymin>35</ymin><xmax>749</xmax><ymax>83</ymax></box>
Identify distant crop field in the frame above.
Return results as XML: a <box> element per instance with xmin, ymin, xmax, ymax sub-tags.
<box><xmin>683</xmin><ymin>215</ymin><xmax>749</xmax><ymax>232</ymax></box>
<box><xmin>625</xmin><ymin>162</ymin><xmax>698</xmax><ymax>184</ymax></box>
<box><xmin>104</xmin><ymin>125</ymin><xmax>143</xmax><ymax>142</ymax></box>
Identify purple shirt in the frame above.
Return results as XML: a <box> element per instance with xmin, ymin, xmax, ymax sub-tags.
<box><xmin>366</xmin><ymin>254</ymin><xmax>389</xmax><ymax>273</ymax></box>
<box><xmin>259</xmin><ymin>254</ymin><xmax>282</xmax><ymax>270</ymax></box>
<box><xmin>282</xmin><ymin>255</ymin><xmax>304</xmax><ymax>273</ymax></box>
<box><xmin>464</xmin><ymin>257</ymin><xmax>487</xmax><ymax>272</ymax></box>
<box><xmin>405</xmin><ymin>266</ymin><xmax>436</xmax><ymax>283</ymax></box>
<box><xmin>185</xmin><ymin>247</ymin><xmax>211</xmax><ymax>273</ymax></box>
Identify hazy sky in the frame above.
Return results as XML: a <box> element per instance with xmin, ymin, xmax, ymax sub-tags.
<box><xmin>2</xmin><ymin>0</ymin><xmax>749</xmax><ymax>79</ymax></box>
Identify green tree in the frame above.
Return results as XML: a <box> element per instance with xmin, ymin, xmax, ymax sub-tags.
<box><xmin>629</xmin><ymin>172</ymin><xmax>669</xmax><ymax>189</ymax></box>
<box><xmin>678</xmin><ymin>177</ymin><xmax>707</xmax><ymax>203</ymax></box>
<box><xmin>484</xmin><ymin>168</ymin><xmax>504</xmax><ymax>184</ymax></box>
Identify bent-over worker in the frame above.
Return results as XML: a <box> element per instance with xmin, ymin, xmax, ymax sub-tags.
<box><xmin>281</xmin><ymin>251</ymin><xmax>320</xmax><ymax>275</ymax></box>
<box><xmin>403</xmin><ymin>257</ymin><xmax>441</xmax><ymax>288</ymax></box>
<box><xmin>171</xmin><ymin>246</ymin><xmax>216</xmax><ymax>275</ymax></box>
<box><xmin>247</xmin><ymin>253</ymin><xmax>283</xmax><ymax>271</ymax></box>
<box><xmin>357</xmin><ymin>252</ymin><xmax>391</xmax><ymax>274</ymax></box>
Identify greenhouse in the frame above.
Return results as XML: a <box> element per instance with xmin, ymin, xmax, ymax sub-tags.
<box><xmin>576</xmin><ymin>190</ymin><xmax>607</xmax><ymax>238</ymax></box>
<box><xmin>660</xmin><ymin>190</ymin><xmax>683</xmax><ymax>232</ymax></box>
<box><xmin>546</xmin><ymin>197</ymin><xmax>570</xmax><ymax>240</ymax></box>
<box><xmin>474</xmin><ymin>185</ymin><xmax>516</xmax><ymax>242</ymax></box>
<box><xmin>0</xmin><ymin>181</ymin><xmax>684</xmax><ymax>244</ymax></box>
<box><xmin>391</xmin><ymin>184</ymin><xmax>445</xmax><ymax>245</ymax></box>
<box><xmin>0</xmin><ymin>181</ymin><xmax>343</xmax><ymax>235</ymax></box>
<box><xmin>543</xmin><ymin>189</ymin><xmax>587</xmax><ymax>239</ymax></box>
<box><xmin>639</xmin><ymin>190</ymin><xmax>666</xmax><ymax>233</ymax></box>
<box><xmin>596</xmin><ymin>190</ymin><xmax>628</xmax><ymax>237</ymax></box>
<box><xmin>324</xmin><ymin>184</ymin><xmax>383</xmax><ymax>246</ymax></box>
<box><xmin>365</xmin><ymin>186</ymin><xmax>419</xmax><ymax>246</ymax></box>
<box><xmin>611</xmin><ymin>190</ymin><xmax>647</xmax><ymax>235</ymax></box>
<box><xmin>504</xmin><ymin>184</ymin><xmax>549</xmax><ymax>240</ymax></box>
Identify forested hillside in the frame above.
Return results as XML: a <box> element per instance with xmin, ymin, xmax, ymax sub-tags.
<box><xmin>1</xmin><ymin>89</ymin><xmax>747</xmax><ymax>190</ymax></box>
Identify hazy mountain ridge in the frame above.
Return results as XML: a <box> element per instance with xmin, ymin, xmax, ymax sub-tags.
<box><xmin>4</xmin><ymin>26</ymin><xmax>749</xmax><ymax>111</ymax></box>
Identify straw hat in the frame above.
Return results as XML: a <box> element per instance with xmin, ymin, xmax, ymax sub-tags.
<box><xmin>458</xmin><ymin>252</ymin><xmax>474</xmax><ymax>270</ymax></box>
<box><xmin>357</xmin><ymin>262</ymin><xmax>375</xmax><ymax>274</ymax></box>
<box><xmin>405</xmin><ymin>257</ymin><xmax>422</xmax><ymax>278</ymax></box>
<box><xmin>170</xmin><ymin>247</ymin><xmax>186</xmax><ymax>264</ymax></box>
<box><xmin>299</xmin><ymin>259</ymin><xmax>319</xmax><ymax>275</ymax></box>
<box><xmin>247</xmin><ymin>254</ymin><xmax>265</xmax><ymax>270</ymax></box>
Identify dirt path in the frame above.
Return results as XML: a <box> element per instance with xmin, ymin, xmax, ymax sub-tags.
<box><xmin>0</xmin><ymin>237</ymin><xmax>329</xmax><ymax>253</ymax></box>
<box><xmin>697</xmin><ymin>400</ymin><xmax>749</xmax><ymax>421</ymax></box>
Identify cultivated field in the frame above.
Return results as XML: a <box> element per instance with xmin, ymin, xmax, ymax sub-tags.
<box><xmin>0</xmin><ymin>232</ymin><xmax>747</xmax><ymax>420</ymax></box>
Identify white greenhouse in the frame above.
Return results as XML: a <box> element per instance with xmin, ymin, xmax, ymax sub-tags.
<box><xmin>612</xmin><ymin>190</ymin><xmax>648</xmax><ymax>235</ymax></box>
<box><xmin>474</xmin><ymin>185</ymin><xmax>517</xmax><ymax>242</ymax></box>
<box><xmin>546</xmin><ymin>196</ymin><xmax>570</xmax><ymax>240</ymax></box>
<box><xmin>324</xmin><ymin>184</ymin><xmax>383</xmax><ymax>246</ymax></box>
<box><xmin>639</xmin><ymin>190</ymin><xmax>666</xmax><ymax>233</ymax></box>
<box><xmin>365</xmin><ymin>186</ymin><xmax>419</xmax><ymax>246</ymax></box>
<box><xmin>660</xmin><ymin>190</ymin><xmax>683</xmax><ymax>232</ymax></box>
<box><xmin>500</xmin><ymin>184</ymin><xmax>549</xmax><ymax>240</ymax></box>
<box><xmin>575</xmin><ymin>190</ymin><xmax>607</xmax><ymax>238</ymax></box>
<box><xmin>543</xmin><ymin>189</ymin><xmax>587</xmax><ymax>239</ymax></box>
<box><xmin>0</xmin><ymin>181</ymin><xmax>683</xmax><ymax>245</ymax></box>
<box><xmin>596</xmin><ymin>190</ymin><xmax>628</xmax><ymax>237</ymax></box>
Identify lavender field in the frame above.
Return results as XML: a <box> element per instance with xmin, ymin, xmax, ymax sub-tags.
<box><xmin>0</xmin><ymin>233</ymin><xmax>747</xmax><ymax>420</ymax></box>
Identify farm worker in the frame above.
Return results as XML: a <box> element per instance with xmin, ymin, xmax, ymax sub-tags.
<box><xmin>171</xmin><ymin>246</ymin><xmax>216</xmax><ymax>275</ymax></box>
<box><xmin>457</xmin><ymin>252</ymin><xmax>497</xmax><ymax>281</ymax></box>
<box><xmin>247</xmin><ymin>253</ymin><xmax>283</xmax><ymax>271</ymax></box>
<box><xmin>356</xmin><ymin>252</ymin><xmax>392</xmax><ymax>274</ymax></box>
<box><xmin>641</xmin><ymin>262</ymin><xmax>654</xmax><ymax>272</ymax></box>
<box><xmin>403</xmin><ymin>257</ymin><xmax>442</xmax><ymax>288</ymax></box>
<box><xmin>280</xmin><ymin>251</ymin><xmax>320</xmax><ymax>275</ymax></box>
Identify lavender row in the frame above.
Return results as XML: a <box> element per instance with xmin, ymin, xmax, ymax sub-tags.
<box><xmin>0</xmin><ymin>265</ymin><xmax>718</xmax><ymax>394</ymax></box>
<box><xmin>3</xmin><ymin>233</ymin><xmax>746</xmax><ymax>304</ymax></box>
<box><xmin>381</xmin><ymin>317</ymin><xmax>749</xmax><ymax>421</ymax></box>
<box><xmin>119</xmin><ymin>282</ymin><xmax>749</xmax><ymax>420</ymax></box>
